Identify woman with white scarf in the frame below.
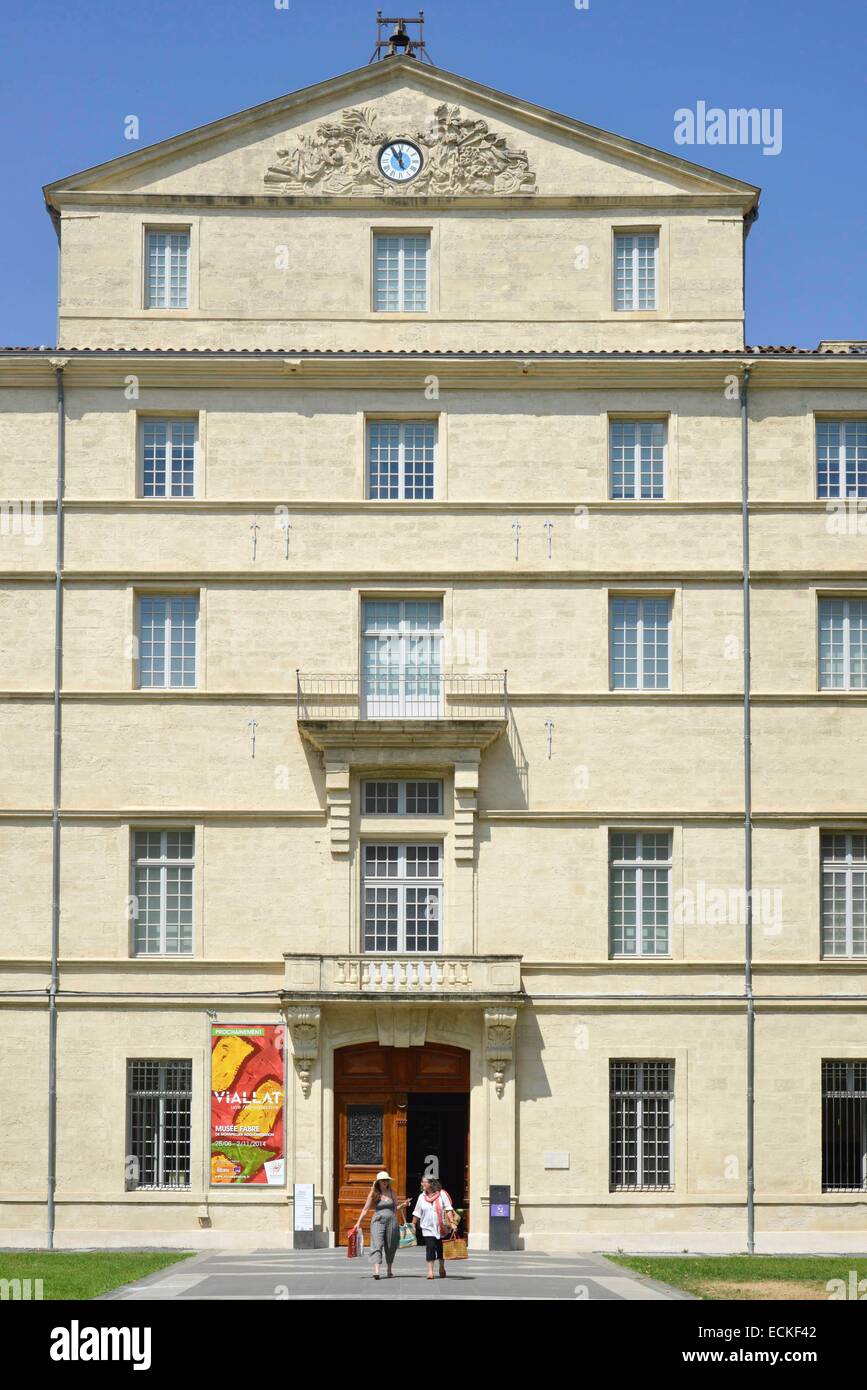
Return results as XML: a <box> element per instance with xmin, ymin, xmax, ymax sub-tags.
<box><xmin>412</xmin><ymin>1176</ymin><xmax>456</xmax><ymax>1280</ymax></box>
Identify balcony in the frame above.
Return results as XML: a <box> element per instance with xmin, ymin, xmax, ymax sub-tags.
<box><xmin>295</xmin><ymin>672</ymin><xmax>509</xmax><ymax>755</ymax></box>
<box><xmin>284</xmin><ymin>953</ymin><xmax>523</xmax><ymax>1000</ymax></box>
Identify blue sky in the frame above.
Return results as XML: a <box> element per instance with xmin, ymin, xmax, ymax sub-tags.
<box><xmin>1</xmin><ymin>0</ymin><xmax>864</xmax><ymax>347</ymax></box>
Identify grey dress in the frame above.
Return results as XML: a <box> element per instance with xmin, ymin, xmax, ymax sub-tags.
<box><xmin>369</xmin><ymin>1194</ymin><xmax>400</xmax><ymax>1265</ymax></box>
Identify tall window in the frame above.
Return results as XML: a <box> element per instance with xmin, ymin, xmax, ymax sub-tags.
<box><xmin>367</xmin><ymin>421</ymin><xmax>436</xmax><ymax>500</ymax></box>
<box><xmin>126</xmin><ymin>1060</ymin><xmax>192</xmax><ymax>1190</ymax></box>
<box><xmin>144</xmin><ymin>229</ymin><xmax>190</xmax><ymax>309</ymax></box>
<box><xmin>362</xmin><ymin>843</ymin><xmax>441</xmax><ymax>952</ymax></box>
<box><xmin>610</xmin><ymin>1061</ymin><xmax>673</xmax><ymax>1190</ymax></box>
<box><xmin>819</xmin><ymin>597</ymin><xmax>866</xmax><ymax>690</ymax></box>
<box><xmin>362</xmin><ymin>599</ymin><xmax>442</xmax><ymax>718</ymax></box>
<box><xmin>610</xmin><ymin>420</ymin><xmax>666</xmax><ymax>499</ymax></box>
<box><xmin>822</xmin><ymin>1061</ymin><xmax>867</xmax><ymax>1192</ymax></box>
<box><xmin>817</xmin><ymin>420</ymin><xmax>867</xmax><ymax>498</ymax></box>
<box><xmin>373</xmin><ymin>234</ymin><xmax>429</xmax><ymax>312</ymax></box>
<box><xmin>822</xmin><ymin>833</ymin><xmax>867</xmax><ymax>958</ymax></box>
<box><xmin>132</xmin><ymin>830</ymin><xmax>194</xmax><ymax>955</ymax></box>
<box><xmin>614</xmin><ymin>232</ymin><xmax>658</xmax><ymax>310</ymax></box>
<box><xmin>363</xmin><ymin>780</ymin><xmax>443</xmax><ymax>815</ymax></box>
<box><xmin>610</xmin><ymin>596</ymin><xmax>671</xmax><ymax>690</ymax></box>
<box><xmin>141</xmin><ymin>419</ymin><xmax>197</xmax><ymax>498</ymax></box>
<box><xmin>609</xmin><ymin>831</ymin><xmax>672</xmax><ymax>956</ymax></box>
<box><xmin>137</xmin><ymin>595</ymin><xmax>198</xmax><ymax>688</ymax></box>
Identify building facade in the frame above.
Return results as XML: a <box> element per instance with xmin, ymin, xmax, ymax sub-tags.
<box><xmin>2</xmin><ymin>54</ymin><xmax>866</xmax><ymax>1252</ymax></box>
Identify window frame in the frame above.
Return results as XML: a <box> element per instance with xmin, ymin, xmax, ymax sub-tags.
<box><xmin>609</xmin><ymin>1060</ymin><xmax>674</xmax><ymax>1191</ymax></box>
<box><xmin>821</xmin><ymin>832</ymin><xmax>867</xmax><ymax>959</ymax></box>
<box><xmin>126</xmin><ymin>1059</ymin><xmax>193</xmax><ymax>1191</ymax></box>
<box><xmin>372</xmin><ymin>232</ymin><xmax>431</xmax><ymax>313</ymax></box>
<box><xmin>362</xmin><ymin>779</ymin><xmax>444</xmax><ymax>816</ymax></box>
<box><xmin>130</xmin><ymin>828</ymin><xmax>195</xmax><ymax>957</ymax></box>
<box><xmin>818</xmin><ymin>595</ymin><xmax>867</xmax><ymax>691</ymax></box>
<box><xmin>143</xmin><ymin>227</ymin><xmax>191</xmax><ymax>310</ymax></box>
<box><xmin>822</xmin><ymin>1060</ymin><xmax>867</xmax><ymax>1193</ymax></box>
<box><xmin>613</xmin><ymin>230</ymin><xmax>659</xmax><ymax>312</ymax></box>
<box><xmin>366</xmin><ymin>419</ymin><xmax>438</xmax><ymax>501</ymax></box>
<box><xmin>609</xmin><ymin>595</ymin><xmax>672</xmax><ymax>691</ymax></box>
<box><xmin>609</xmin><ymin>418</ymin><xmax>667</xmax><ymax>500</ymax></box>
<box><xmin>136</xmin><ymin>593</ymin><xmax>199</xmax><ymax>690</ymax></box>
<box><xmin>139</xmin><ymin>416</ymin><xmax>198</xmax><ymax>499</ymax></box>
<box><xmin>816</xmin><ymin>418</ymin><xmax>867</xmax><ymax>499</ymax></box>
<box><xmin>608</xmin><ymin>830</ymin><xmax>673</xmax><ymax>958</ymax></box>
<box><xmin>361</xmin><ymin>597</ymin><xmax>444</xmax><ymax>718</ymax></box>
<box><xmin>361</xmin><ymin>841</ymin><xmax>443</xmax><ymax>954</ymax></box>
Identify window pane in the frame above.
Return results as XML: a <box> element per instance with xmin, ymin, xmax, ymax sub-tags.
<box><xmin>373</xmin><ymin>234</ymin><xmax>429</xmax><ymax>312</ymax></box>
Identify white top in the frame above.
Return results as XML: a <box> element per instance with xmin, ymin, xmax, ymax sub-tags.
<box><xmin>413</xmin><ymin>1191</ymin><xmax>453</xmax><ymax>1237</ymax></box>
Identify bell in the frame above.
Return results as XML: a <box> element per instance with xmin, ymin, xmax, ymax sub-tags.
<box><xmin>388</xmin><ymin>22</ymin><xmax>412</xmax><ymax>54</ymax></box>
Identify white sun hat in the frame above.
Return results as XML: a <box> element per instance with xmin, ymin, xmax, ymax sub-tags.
<box><xmin>375</xmin><ymin>1170</ymin><xmax>393</xmax><ymax>1182</ymax></box>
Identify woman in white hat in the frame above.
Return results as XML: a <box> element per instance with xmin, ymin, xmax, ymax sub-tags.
<box><xmin>352</xmin><ymin>1171</ymin><xmax>408</xmax><ymax>1279</ymax></box>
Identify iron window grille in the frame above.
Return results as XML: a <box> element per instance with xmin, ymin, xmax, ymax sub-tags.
<box><xmin>609</xmin><ymin>831</ymin><xmax>672</xmax><ymax>956</ymax></box>
<box><xmin>822</xmin><ymin>1061</ymin><xmax>867</xmax><ymax>1192</ymax></box>
<box><xmin>819</xmin><ymin>598</ymin><xmax>867</xmax><ymax>690</ymax></box>
<box><xmin>362</xmin><ymin>842</ymin><xmax>442</xmax><ymax>953</ymax></box>
<box><xmin>367</xmin><ymin>420</ymin><xmax>436</xmax><ymax>500</ymax></box>
<box><xmin>126</xmin><ymin>1059</ymin><xmax>192</xmax><ymax>1190</ymax></box>
<box><xmin>363</xmin><ymin>779</ymin><xmax>443</xmax><ymax>815</ymax></box>
<box><xmin>610</xmin><ymin>420</ymin><xmax>666</xmax><ymax>499</ymax></box>
<box><xmin>610</xmin><ymin>596</ymin><xmax>671</xmax><ymax>690</ymax></box>
<box><xmin>614</xmin><ymin>233</ymin><xmax>658</xmax><ymax>311</ymax></box>
<box><xmin>610</xmin><ymin>1060</ymin><xmax>674</xmax><ymax>1191</ymax></box>
<box><xmin>141</xmin><ymin>419</ymin><xmax>197</xmax><ymax>497</ymax></box>
<box><xmin>817</xmin><ymin>420</ymin><xmax>867</xmax><ymax>498</ymax></box>
<box><xmin>132</xmin><ymin>830</ymin><xmax>194</xmax><ymax>955</ymax></box>
<box><xmin>373</xmin><ymin>234</ymin><xmax>430</xmax><ymax>312</ymax></box>
<box><xmin>144</xmin><ymin>230</ymin><xmax>190</xmax><ymax>309</ymax></box>
<box><xmin>137</xmin><ymin>595</ymin><xmax>198</xmax><ymax>689</ymax></box>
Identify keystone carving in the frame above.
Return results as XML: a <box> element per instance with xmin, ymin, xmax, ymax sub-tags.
<box><xmin>285</xmin><ymin>1005</ymin><xmax>320</xmax><ymax>1098</ymax></box>
<box><xmin>265</xmin><ymin>104</ymin><xmax>536</xmax><ymax>195</ymax></box>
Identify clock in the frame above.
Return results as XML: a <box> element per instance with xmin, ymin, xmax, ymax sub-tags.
<box><xmin>378</xmin><ymin>140</ymin><xmax>423</xmax><ymax>184</ymax></box>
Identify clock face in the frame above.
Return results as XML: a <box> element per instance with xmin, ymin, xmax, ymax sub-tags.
<box><xmin>378</xmin><ymin>140</ymin><xmax>423</xmax><ymax>183</ymax></box>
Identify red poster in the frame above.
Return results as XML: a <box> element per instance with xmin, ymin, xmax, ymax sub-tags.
<box><xmin>210</xmin><ymin>1024</ymin><xmax>285</xmax><ymax>1185</ymax></box>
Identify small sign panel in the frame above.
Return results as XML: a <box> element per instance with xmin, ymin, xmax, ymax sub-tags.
<box><xmin>293</xmin><ymin>1182</ymin><xmax>314</xmax><ymax>1232</ymax></box>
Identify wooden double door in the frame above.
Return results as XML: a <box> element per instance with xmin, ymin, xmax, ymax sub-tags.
<box><xmin>335</xmin><ymin>1041</ymin><xmax>470</xmax><ymax>1246</ymax></box>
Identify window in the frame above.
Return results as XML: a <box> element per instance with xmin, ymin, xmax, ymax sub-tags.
<box><xmin>821</xmin><ymin>833</ymin><xmax>867</xmax><ymax>958</ymax></box>
<box><xmin>363</xmin><ymin>780</ymin><xmax>443</xmax><ymax>815</ymax></box>
<box><xmin>141</xmin><ymin>419</ymin><xmax>197</xmax><ymax>498</ymax></box>
<box><xmin>367</xmin><ymin>421</ymin><xmax>436</xmax><ymax>500</ymax></box>
<box><xmin>610</xmin><ymin>596</ymin><xmax>671</xmax><ymax>690</ymax></box>
<box><xmin>610</xmin><ymin>1061</ymin><xmax>673</xmax><ymax>1191</ymax></box>
<box><xmin>609</xmin><ymin>831</ymin><xmax>672</xmax><ymax>956</ymax></box>
<box><xmin>373</xmin><ymin>234</ymin><xmax>429</xmax><ymax>312</ymax></box>
<box><xmin>362</xmin><ymin>599</ymin><xmax>442</xmax><ymax>718</ymax></box>
<box><xmin>610</xmin><ymin>420</ymin><xmax>666</xmax><ymax>499</ymax></box>
<box><xmin>614</xmin><ymin>232</ymin><xmax>658</xmax><ymax>311</ymax></box>
<box><xmin>819</xmin><ymin>597</ymin><xmax>867</xmax><ymax>690</ymax></box>
<box><xmin>137</xmin><ymin>595</ymin><xmax>198</xmax><ymax>688</ymax></box>
<box><xmin>144</xmin><ymin>229</ymin><xmax>190</xmax><ymax>309</ymax></box>
<box><xmin>817</xmin><ymin>420</ymin><xmax>867</xmax><ymax>498</ymax></box>
<box><xmin>362</xmin><ymin>843</ymin><xmax>441</xmax><ymax>952</ymax></box>
<box><xmin>126</xmin><ymin>1060</ymin><xmax>192</xmax><ymax>1190</ymax></box>
<box><xmin>132</xmin><ymin>829</ymin><xmax>194</xmax><ymax>955</ymax></box>
<box><xmin>822</xmin><ymin>1061</ymin><xmax>867</xmax><ymax>1192</ymax></box>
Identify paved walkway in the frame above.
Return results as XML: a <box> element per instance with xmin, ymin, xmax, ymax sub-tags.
<box><xmin>102</xmin><ymin>1247</ymin><xmax>690</xmax><ymax>1301</ymax></box>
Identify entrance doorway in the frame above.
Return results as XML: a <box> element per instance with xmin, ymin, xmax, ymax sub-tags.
<box><xmin>334</xmin><ymin>1041</ymin><xmax>469</xmax><ymax>1245</ymax></box>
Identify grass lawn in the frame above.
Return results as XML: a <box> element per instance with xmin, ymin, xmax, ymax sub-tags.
<box><xmin>608</xmin><ymin>1255</ymin><xmax>867</xmax><ymax>1301</ymax></box>
<box><xmin>0</xmin><ymin>1250</ymin><xmax>194</xmax><ymax>1301</ymax></box>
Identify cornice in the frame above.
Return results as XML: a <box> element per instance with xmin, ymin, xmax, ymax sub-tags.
<box><xmin>49</xmin><ymin>191</ymin><xmax>755</xmax><ymax>213</ymax></box>
<box><xmin>2</xmin><ymin>569</ymin><xmax>867</xmax><ymax>585</ymax></box>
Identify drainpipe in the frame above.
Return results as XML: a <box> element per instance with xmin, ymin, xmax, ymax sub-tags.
<box><xmin>47</xmin><ymin>358</ymin><xmax>67</xmax><ymax>1251</ymax></box>
<box><xmin>740</xmin><ymin>362</ymin><xmax>755</xmax><ymax>1255</ymax></box>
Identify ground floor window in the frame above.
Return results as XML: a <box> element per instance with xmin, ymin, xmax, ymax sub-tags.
<box><xmin>822</xmin><ymin>1060</ymin><xmax>867</xmax><ymax>1191</ymax></box>
<box><xmin>362</xmin><ymin>842</ymin><xmax>441</xmax><ymax>952</ymax></box>
<box><xmin>610</xmin><ymin>1060</ymin><xmax>674</xmax><ymax>1191</ymax></box>
<box><xmin>126</xmin><ymin>1060</ymin><xmax>192</xmax><ymax>1190</ymax></box>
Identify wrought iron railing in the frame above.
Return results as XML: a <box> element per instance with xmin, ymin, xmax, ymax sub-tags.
<box><xmin>295</xmin><ymin>671</ymin><xmax>508</xmax><ymax>721</ymax></box>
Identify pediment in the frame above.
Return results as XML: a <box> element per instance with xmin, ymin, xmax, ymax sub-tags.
<box><xmin>44</xmin><ymin>57</ymin><xmax>759</xmax><ymax>209</ymax></box>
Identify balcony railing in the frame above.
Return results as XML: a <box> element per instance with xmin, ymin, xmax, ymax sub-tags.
<box><xmin>284</xmin><ymin>953</ymin><xmax>523</xmax><ymax>996</ymax></box>
<box><xmin>296</xmin><ymin>672</ymin><xmax>508</xmax><ymax>721</ymax></box>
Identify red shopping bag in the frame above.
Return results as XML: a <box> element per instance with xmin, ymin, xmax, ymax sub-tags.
<box><xmin>347</xmin><ymin>1227</ymin><xmax>364</xmax><ymax>1258</ymax></box>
